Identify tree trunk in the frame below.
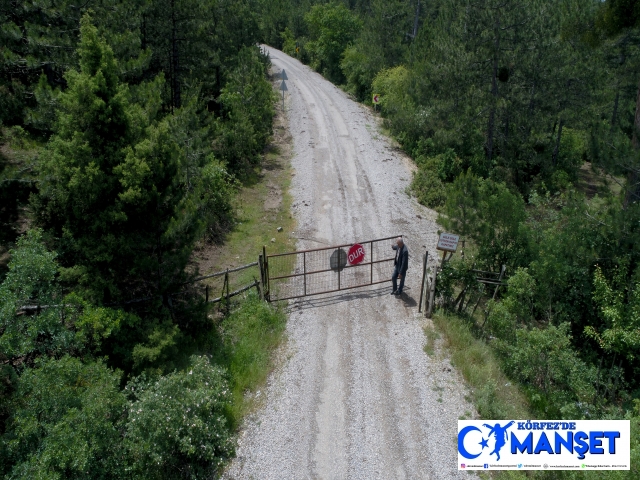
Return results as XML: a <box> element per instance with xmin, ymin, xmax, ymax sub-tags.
<box><xmin>610</xmin><ymin>90</ymin><xmax>619</xmax><ymax>133</ymax></box>
<box><xmin>624</xmin><ymin>77</ymin><xmax>640</xmax><ymax>207</ymax></box>
<box><xmin>412</xmin><ymin>0</ymin><xmax>420</xmax><ymax>38</ymax></box>
<box><xmin>552</xmin><ymin>118</ymin><xmax>563</xmax><ymax>167</ymax></box>
<box><xmin>486</xmin><ymin>22</ymin><xmax>500</xmax><ymax>166</ymax></box>
<box><xmin>141</xmin><ymin>14</ymin><xmax>147</xmax><ymax>51</ymax></box>
<box><xmin>170</xmin><ymin>0</ymin><xmax>181</xmax><ymax>110</ymax></box>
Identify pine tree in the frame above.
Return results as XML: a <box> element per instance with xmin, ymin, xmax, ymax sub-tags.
<box><xmin>141</xmin><ymin>0</ymin><xmax>261</xmax><ymax>110</ymax></box>
<box><xmin>34</xmin><ymin>16</ymin><xmax>204</xmax><ymax>305</ymax></box>
<box><xmin>0</xmin><ymin>0</ymin><xmax>145</xmax><ymax>129</ymax></box>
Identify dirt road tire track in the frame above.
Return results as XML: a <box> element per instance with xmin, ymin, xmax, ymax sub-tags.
<box><xmin>224</xmin><ymin>47</ymin><xmax>475</xmax><ymax>480</ymax></box>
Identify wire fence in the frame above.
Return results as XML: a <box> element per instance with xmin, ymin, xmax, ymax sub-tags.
<box><xmin>187</xmin><ymin>262</ymin><xmax>262</xmax><ymax>310</ymax></box>
<box><xmin>265</xmin><ymin>235</ymin><xmax>400</xmax><ymax>301</ymax></box>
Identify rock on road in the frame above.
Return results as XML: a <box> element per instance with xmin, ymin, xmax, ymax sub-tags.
<box><xmin>225</xmin><ymin>46</ymin><xmax>475</xmax><ymax>480</ymax></box>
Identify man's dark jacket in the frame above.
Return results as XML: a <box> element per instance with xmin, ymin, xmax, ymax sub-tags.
<box><xmin>392</xmin><ymin>243</ymin><xmax>408</xmax><ymax>274</ymax></box>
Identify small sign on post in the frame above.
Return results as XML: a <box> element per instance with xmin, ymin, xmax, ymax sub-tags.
<box><xmin>372</xmin><ymin>93</ymin><xmax>380</xmax><ymax>112</ymax></box>
<box><xmin>280</xmin><ymin>69</ymin><xmax>288</xmax><ymax>81</ymax></box>
<box><xmin>437</xmin><ymin>232</ymin><xmax>460</xmax><ymax>252</ymax></box>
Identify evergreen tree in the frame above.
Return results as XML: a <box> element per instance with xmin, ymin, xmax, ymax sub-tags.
<box><xmin>0</xmin><ymin>0</ymin><xmax>145</xmax><ymax>130</ymax></box>
<box><xmin>142</xmin><ymin>0</ymin><xmax>261</xmax><ymax>110</ymax></box>
<box><xmin>214</xmin><ymin>46</ymin><xmax>276</xmax><ymax>172</ymax></box>
<box><xmin>341</xmin><ymin>0</ymin><xmax>415</xmax><ymax>100</ymax></box>
<box><xmin>34</xmin><ymin>16</ymin><xmax>204</xmax><ymax>304</ymax></box>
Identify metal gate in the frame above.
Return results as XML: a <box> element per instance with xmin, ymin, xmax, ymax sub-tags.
<box><xmin>262</xmin><ymin>235</ymin><xmax>401</xmax><ymax>301</ymax></box>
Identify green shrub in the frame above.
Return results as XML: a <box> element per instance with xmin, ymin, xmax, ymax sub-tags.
<box><xmin>126</xmin><ymin>355</ymin><xmax>234</xmax><ymax>479</ymax></box>
<box><xmin>198</xmin><ymin>159</ymin><xmax>238</xmax><ymax>241</ymax></box>
<box><xmin>486</xmin><ymin>268</ymin><xmax>536</xmax><ymax>339</ymax></box>
<box><xmin>2</xmin><ymin>356</ymin><xmax>127</xmax><ymax>479</ymax></box>
<box><xmin>280</xmin><ymin>28</ymin><xmax>310</xmax><ymax>64</ymax></box>
<box><xmin>585</xmin><ymin>261</ymin><xmax>640</xmax><ymax>362</ymax></box>
<box><xmin>496</xmin><ymin>323</ymin><xmax>597</xmax><ymax>418</ymax></box>
<box><xmin>0</xmin><ymin>229</ymin><xmax>75</xmax><ymax>363</ymax></box>
<box><xmin>304</xmin><ymin>2</ymin><xmax>362</xmax><ymax>83</ymax></box>
<box><xmin>558</xmin><ymin>127</ymin><xmax>586</xmax><ymax>180</ymax></box>
<box><xmin>411</xmin><ymin>148</ymin><xmax>465</xmax><ymax>209</ymax></box>
<box><xmin>281</xmin><ymin>27</ymin><xmax>297</xmax><ymax>57</ymax></box>
<box><xmin>411</xmin><ymin>167</ymin><xmax>446</xmax><ymax>208</ymax></box>
<box><xmin>341</xmin><ymin>44</ymin><xmax>374</xmax><ymax>101</ymax></box>
<box><xmin>371</xmin><ymin>65</ymin><xmax>410</xmax><ymax>115</ymax></box>
<box><xmin>440</xmin><ymin>171</ymin><xmax>530</xmax><ymax>272</ymax></box>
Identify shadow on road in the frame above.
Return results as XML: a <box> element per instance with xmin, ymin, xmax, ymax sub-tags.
<box><xmin>283</xmin><ymin>284</ymin><xmax>417</xmax><ymax>311</ymax></box>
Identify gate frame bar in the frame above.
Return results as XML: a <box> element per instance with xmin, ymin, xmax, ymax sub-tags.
<box><xmin>264</xmin><ymin>235</ymin><xmax>401</xmax><ymax>302</ymax></box>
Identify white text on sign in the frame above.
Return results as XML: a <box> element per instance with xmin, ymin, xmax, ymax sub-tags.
<box><xmin>347</xmin><ymin>243</ymin><xmax>365</xmax><ymax>265</ymax></box>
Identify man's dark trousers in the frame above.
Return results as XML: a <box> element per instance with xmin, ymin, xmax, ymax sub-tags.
<box><xmin>392</xmin><ymin>243</ymin><xmax>408</xmax><ymax>294</ymax></box>
<box><xmin>392</xmin><ymin>267</ymin><xmax>405</xmax><ymax>294</ymax></box>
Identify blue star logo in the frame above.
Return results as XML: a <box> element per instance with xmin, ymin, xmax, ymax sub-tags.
<box><xmin>479</xmin><ymin>437</ymin><xmax>489</xmax><ymax>449</ymax></box>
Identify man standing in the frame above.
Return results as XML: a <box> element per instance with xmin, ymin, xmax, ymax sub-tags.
<box><xmin>391</xmin><ymin>237</ymin><xmax>408</xmax><ymax>296</ymax></box>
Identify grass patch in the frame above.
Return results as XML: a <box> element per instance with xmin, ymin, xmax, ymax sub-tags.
<box><xmin>210</xmin><ymin>292</ymin><xmax>287</xmax><ymax>427</ymax></box>
<box><xmin>432</xmin><ymin>311</ymin><xmax>529</xmax><ymax>420</ymax></box>
<box><xmin>458</xmin><ymin>410</ymin><xmax>472</xmax><ymax>420</ymax></box>
<box><xmin>423</xmin><ymin>324</ymin><xmax>440</xmax><ymax>356</ymax></box>
<box><xmin>228</xmin><ymin>150</ymin><xmax>296</xmax><ymax>265</ymax></box>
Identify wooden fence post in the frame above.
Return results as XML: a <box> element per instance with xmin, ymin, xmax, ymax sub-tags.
<box><xmin>480</xmin><ymin>265</ymin><xmax>507</xmax><ymax>329</ymax></box>
<box><xmin>262</xmin><ymin>245</ymin><xmax>270</xmax><ymax>302</ymax></box>
<box><xmin>418</xmin><ymin>250</ymin><xmax>428</xmax><ymax>313</ymax></box>
<box><xmin>426</xmin><ymin>251</ymin><xmax>447</xmax><ymax>318</ymax></box>
<box><xmin>225</xmin><ymin>268</ymin><xmax>230</xmax><ymax>314</ymax></box>
<box><xmin>492</xmin><ymin>264</ymin><xmax>507</xmax><ymax>300</ymax></box>
<box><xmin>219</xmin><ymin>269</ymin><xmax>229</xmax><ymax>315</ymax></box>
<box><xmin>258</xmin><ymin>254</ymin><xmax>265</xmax><ymax>300</ymax></box>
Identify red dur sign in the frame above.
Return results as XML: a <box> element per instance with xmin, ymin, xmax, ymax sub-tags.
<box><xmin>347</xmin><ymin>243</ymin><xmax>365</xmax><ymax>265</ymax></box>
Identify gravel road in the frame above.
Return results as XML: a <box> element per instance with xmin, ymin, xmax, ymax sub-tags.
<box><xmin>224</xmin><ymin>46</ymin><xmax>475</xmax><ymax>480</ymax></box>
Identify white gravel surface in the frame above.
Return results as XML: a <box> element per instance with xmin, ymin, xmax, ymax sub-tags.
<box><xmin>224</xmin><ymin>46</ymin><xmax>476</xmax><ymax>480</ymax></box>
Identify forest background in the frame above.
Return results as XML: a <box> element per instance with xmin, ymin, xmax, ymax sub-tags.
<box><xmin>1</xmin><ymin>0</ymin><xmax>640</xmax><ymax>478</ymax></box>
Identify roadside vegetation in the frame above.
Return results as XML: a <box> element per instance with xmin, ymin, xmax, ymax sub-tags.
<box><xmin>0</xmin><ymin>1</ymin><xmax>295</xmax><ymax>477</ymax></box>
<box><xmin>264</xmin><ymin>1</ymin><xmax>640</xmax><ymax>476</ymax></box>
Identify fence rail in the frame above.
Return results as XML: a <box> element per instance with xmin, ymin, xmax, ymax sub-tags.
<box><xmin>187</xmin><ymin>262</ymin><xmax>259</xmax><ymax>283</ymax></box>
<box><xmin>189</xmin><ymin>261</ymin><xmax>262</xmax><ymax>311</ymax></box>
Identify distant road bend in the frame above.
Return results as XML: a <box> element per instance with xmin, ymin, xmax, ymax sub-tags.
<box><xmin>225</xmin><ymin>46</ymin><xmax>474</xmax><ymax>480</ymax></box>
